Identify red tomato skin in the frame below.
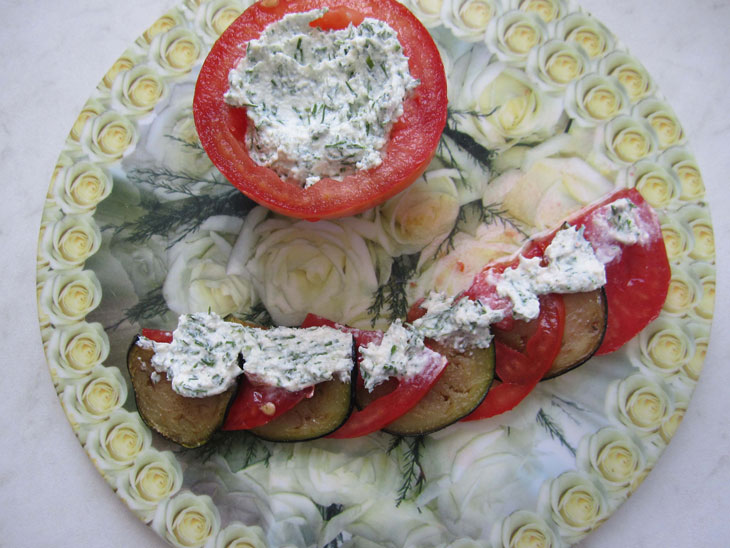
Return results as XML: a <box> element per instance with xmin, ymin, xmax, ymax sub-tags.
<box><xmin>193</xmin><ymin>0</ymin><xmax>448</xmax><ymax>221</ymax></box>
<box><xmin>301</xmin><ymin>314</ymin><xmax>448</xmax><ymax>438</ymax></box>
<box><xmin>462</xmin><ymin>379</ymin><xmax>534</xmax><ymax>419</ymax></box>
<box><xmin>548</xmin><ymin>188</ymin><xmax>669</xmax><ymax>354</ymax></box>
<box><xmin>495</xmin><ymin>294</ymin><xmax>565</xmax><ymax>385</ymax></box>
<box><xmin>326</xmin><ymin>358</ymin><xmax>446</xmax><ymax>438</ymax></box>
<box><xmin>310</xmin><ymin>6</ymin><xmax>365</xmax><ymax>29</ymax></box>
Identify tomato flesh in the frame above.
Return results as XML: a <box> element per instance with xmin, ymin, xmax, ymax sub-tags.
<box><xmin>223</xmin><ymin>380</ymin><xmax>314</xmax><ymax>430</ymax></box>
<box><xmin>581</xmin><ymin>190</ymin><xmax>669</xmax><ymax>353</ymax></box>
<box><xmin>310</xmin><ymin>6</ymin><xmax>365</xmax><ymax>29</ymax></box>
<box><xmin>141</xmin><ymin>328</ymin><xmax>173</xmax><ymax>343</ymax></box>
<box><xmin>465</xmin><ymin>189</ymin><xmax>668</xmax><ymax>356</ymax></box>
<box><xmin>193</xmin><ymin>0</ymin><xmax>448</xmax><ymax>220</ymax></box>
<box><xmin>301</xmin><ymin>314</ymin><xmax>447</xmax><ymax>438</ymax></box>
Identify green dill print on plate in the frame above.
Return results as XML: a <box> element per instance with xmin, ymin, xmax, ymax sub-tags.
<box><xmin>37</xmin><ymin>0</ymin><xmax>714</xmax><ymax>546</ymax></box>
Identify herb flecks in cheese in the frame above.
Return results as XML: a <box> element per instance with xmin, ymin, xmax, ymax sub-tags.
<box><xmin>589</xmin><ymin>198</ymin><xmax>650</xmax><ymax>264</ymax></box>
<box><xmin>539</xmin><ymin>225</ymin><xmax>607</xmax><ymax>292</ymax></box>
<box><xmin>413</xmin><ymin>292</ymin><xmax>506</xmax><ymax>351</ymax></box>
<box><xmin>225</xmin><ymin>10</ymin><xmax>419</xmax><ymax>187</ymax></box>
<box><xmin>145</xmin><ymin>313</ymin><xmax>245</xmax><ymax>398</ymax></box>
<box><xmin>599</xmin><ymin>198</ymin><xmax>646</xmax><ymax>245</ymax></box>
<box><xmin>239</xmin><ymin>325</ymin><xmax>354</xmax><ymax>391</ymax></box>
<box><xmin>359</xmin><ymin>320</ymin><xmax>443</xmax><ymax>392</ymax></box>
<box><xmin>497</xmin><ymin>225</ymin><xmax>606</xmax><ymax>320</ymax></box>
<box><xmin>143</xmin><ymin>314</ymin><xmax>355</xmax><ymax>396</ymax></box>
<box><xmin>140</xmin><ymin>200</ymin><xmax>649</xmax><ymax>397</ymax></box>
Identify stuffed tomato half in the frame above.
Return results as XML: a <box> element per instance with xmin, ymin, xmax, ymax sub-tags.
<box><xmin>193</xmin><ymin>0</ymin><xmax>448</xmax><ymax>220</ymax></box>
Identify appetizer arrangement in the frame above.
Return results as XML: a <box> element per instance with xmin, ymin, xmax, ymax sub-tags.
<box><xmin>38</xmin><ymin>0</ymin><xmax>714</xmax><ymax>546</ymax></box>
<box><xmin>131</xmin><ymin>188</ymin><xmax>669</xmax><ymax>447</ymax></box>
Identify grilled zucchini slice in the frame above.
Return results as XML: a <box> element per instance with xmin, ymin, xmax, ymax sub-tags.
<box><xmin>382</xmin><ymin>343</ymin><xmax>495</xmax><ymax>436</ymax></box>
<box><xmin>127</xmin><ymin>338</ymin><xmax>235</xmax><ymax>448</ymax></box>
<box><xmin>249</xmin><ymin>374</ymin><xmax>355</xmax><ymax>442</ymax></box>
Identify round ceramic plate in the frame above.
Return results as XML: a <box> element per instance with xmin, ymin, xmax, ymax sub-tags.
<box><xmin>36</xmin><ymin>0</ymin><xmax>715</xmax><ymax>546</ymax></box>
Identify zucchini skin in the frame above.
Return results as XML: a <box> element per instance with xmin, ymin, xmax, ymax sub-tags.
<box><xmin>383</xmin><ymin>343</ymin><xmax>495</xmax><ymax>436</ymax></box>
<box><xmin>542</xmin><ymin>288</ymin><xmax>607</xmax><ymax>380</ymax></box>
<box><xmin>127</xmin><ymin>337</ymin><xmax>237</xmax><ymax>449</ymax></box>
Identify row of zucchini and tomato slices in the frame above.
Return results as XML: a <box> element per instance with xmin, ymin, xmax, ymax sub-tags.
<box><xmin>127</xmin><ymin>189</ymin><xmax>670</xmax><ymax>448</ymax></box>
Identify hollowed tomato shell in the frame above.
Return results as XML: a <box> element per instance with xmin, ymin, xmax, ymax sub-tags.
<box><xmin>193</xmin><ymin>0</ymin><xmax>448</xmax><ymax>221</ymax></box>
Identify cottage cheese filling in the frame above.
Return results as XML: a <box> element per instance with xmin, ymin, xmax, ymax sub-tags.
<box><xmin>142</xmin><ymin>313</ymin><xmax>245</xmax><ymax>398</ymax></box>
<box><xmin>358</xmin><ymin>320</ymin><xmax>444</xmax><ymax>392</ymax></box>
<box><xmin>496</xmin><ymin>225</ymin><xmax>607</xmax><ymax>320</ymax></box>
<box><xmin>412</xmin><ymin>293</ymin><xmax>506</xmax><ymax>352</ymax></box>
<box><xmin>589</xmin><ymin>197</ymin><xmax>651</xmax><ymax>263</ymax></box>
<box><xmin>142</xmin><ymin>313</ymin><xmax>354</xmax><ymax>396</ymax></box>
<box><xmin>239</xmin><ymin>325</ymin><xmax>354</xmax><ymax>391</ymax></box>
<box><xmin>225</xmin><ymin>10</ymin><xmax>419</xmax><ymax>187</ymax></box>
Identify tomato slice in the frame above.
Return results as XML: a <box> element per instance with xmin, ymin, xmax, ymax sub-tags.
<box><xmin>494</xmin><ymin>294</ymin><xmax>565</xmax><ymax>384</ymax></box>
<box><xmin>223</xmin><ymin>380</ymin><xmax>314</xmax><ymax>430</ymax></box>
<box><xmin>193</xmin><ymin>0</ymin><xmax>447</xmax><ymax>221</ymax></box>
<box><xmin>523</xmin><ymin>188</ymin><xmax>669</xmax><ymax>354</ymax></box>
<box><xmin>580</xmin><ymin>190</ymin><xmax>669</xmax><ymax>354</ymax></box>
<box><xmin>141</xmin><ymin>328</ymin><xmax>173</xmax><ymax>343</ymax></box>
<box><xmin>464</xmin><ymin>189</ymin><xmax>668</xmax><ymax>356</ymax></box>
<box><xmin>462</xmin><ymin>293</ymin><xmax>565</xmax><ymax>420</ymax></box>
<box><xmin>301</xmin><ymin>314</ymin><xmax>448</xmax><ymax>438</ymax></box>
<box><xmin>463</xmin><ymin>379</ymin><xmax>534</xmax><ymax>419</ymax></box>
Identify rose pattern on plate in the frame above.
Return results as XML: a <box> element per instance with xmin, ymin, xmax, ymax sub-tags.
<box><xmin>38</xmin><ymin>1</ymin><xmax>715</xmax><ymax>546</ymax></box>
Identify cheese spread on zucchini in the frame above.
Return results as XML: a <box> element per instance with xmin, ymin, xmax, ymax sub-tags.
<box><xmin>412</xmin><ymin>292</ymin><xmax>506</xmax><ymax>351</ymax></box>
<box><xmin>143</xmin><ymin>313</ymin><xmax>245</xmax><ymax>398</ymax></box>
<box><xmin>358</xmin><ymin>320</ymin><xmax>441</xmax><ymax>392</ymax></box>
<box><xmin>497</xmin><ymin>225</ymin><xmax>606</xmax><ymax>320</ymax></box>
<box><xmin>239</xmin><ymin>325</ymin><xmax>354</xmax><ymax>391</ymax></box>
<box><xmin>225</xmin><ymin>10</ymin><xmax>419</xmax><ymax>187</ymax></box>
<box><xmin>142</xmin><ymin>313</ymin><xmax>354</xmax><ymax>396</ymax></box>
<box><xmin>412</xmin><ymin>225</ymin><xmax>609</xmax><ymax>346</ymax></box>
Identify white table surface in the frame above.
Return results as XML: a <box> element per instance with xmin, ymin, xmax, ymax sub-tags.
<box><xmin>2</xmin><ymin>0</ymin><xmax>728</xmax><ymax>546</ymax></box>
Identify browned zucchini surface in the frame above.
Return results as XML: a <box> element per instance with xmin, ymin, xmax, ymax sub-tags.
<box><xmin>544</xmin><ymin>288</ymin><xmax>607</xmax><ymax>379</ymax></box>
<box><xmin>492</xmin><ymin>313</ymin><xmax>537</xmax><ymax>352</ymax></box>
<box><xmin>127</xmin><ymin>338</ymin><xmax>235</xmax><ymax>448</ymax></box>
<box><xmin>383</xmin><ymin>343</ymin><xmax>495</xmax><ymax>436</ymax></box>
<box><xmin>355</xmin><ymin>377</ymin><xmax>398</xmax><ymax>409</ymax></box>
<box><xmin>250</xmin><ymin>377</ymin><xmax>354</xmax><ymax>442</ymax></box>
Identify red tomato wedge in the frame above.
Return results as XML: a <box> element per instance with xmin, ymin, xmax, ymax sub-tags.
<box><xmin>301</xmin><ymin>314</ymin><xmax>448</xmax><ymax>438</ymax></box>
<box><xmin>193</xmin><ymin>0</ymin><xmax>448</xmax><ymax>221</ymax></box>
<box><xmin>494</xmin><ymin>294</ymin><xmax>565</xmax><ymax>384</ymax></box>
<box><xmin>463</xmin><ymin>293</ymin><xmax>565</xmax><ymax>420</ymax></box>
<box><xmin>223</xmin><ymin>380</ymin><xmax>314</xmax><ymax>430</ymax></box>
<box><xmin>463</xmin><ymin>379</ymin><xmax>534</xmax><ymax>420</ymax></box>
